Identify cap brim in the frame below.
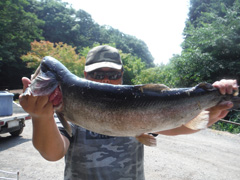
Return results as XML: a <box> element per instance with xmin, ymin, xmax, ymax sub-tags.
<box><xmin>84</xmin><ymin>62</ymin><xmax>122</xmax><ymax>72</ymax></box>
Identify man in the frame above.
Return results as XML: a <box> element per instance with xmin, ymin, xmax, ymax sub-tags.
<box><xmin>20</xmin><ymin>45</ymin><xmax>238</xmax><ymax>180</ymax></box>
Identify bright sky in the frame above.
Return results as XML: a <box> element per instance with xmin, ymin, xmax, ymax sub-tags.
<box><xmin>63</xmin><ymin>0</ymin><xmax>190</xmax><ymax>65</ymax></box>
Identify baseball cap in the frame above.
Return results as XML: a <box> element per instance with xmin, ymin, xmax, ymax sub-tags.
<box><xmin>84</xmin><ymin>45</ymin><xmax>123</xmax><ymax>72</ymax></box>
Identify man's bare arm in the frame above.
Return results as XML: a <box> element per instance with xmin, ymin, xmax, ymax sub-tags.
<box><xmin>19</xmin><ymin>77</ymin><xmax>69</xmax><ymax>161</ymax></box>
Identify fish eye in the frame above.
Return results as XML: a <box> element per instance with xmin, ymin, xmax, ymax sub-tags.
<box><xmin>41</xmin><ymin>63</ymin><xmax>48</xmax><ymax>73</ymax></box>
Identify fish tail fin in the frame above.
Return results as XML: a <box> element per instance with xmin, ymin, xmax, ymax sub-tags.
<box><xmin>57</xmin><ymin>112</ymin><xmax>72</xmax><ymax>137</ymax></box>
<box><xmin>184</xmin><ymin>110</ymin><xmax>209</xmax><ymax>130</ymax></box>
<box><xmin>136</xmin><ymin>133</ymin><xmax>157</xmax><ymax>147</ymax></box>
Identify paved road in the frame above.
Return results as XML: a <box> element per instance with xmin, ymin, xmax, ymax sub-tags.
<box><xmin>0</xmin><ymin>120</ymin><xmax>239</xmax><ymax>180</ymax></box>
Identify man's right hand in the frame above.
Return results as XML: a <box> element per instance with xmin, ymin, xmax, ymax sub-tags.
<box><xmin>19</xmin><ymin>77</ymin><xmax>54</xmax><ymax>120</ymax></box>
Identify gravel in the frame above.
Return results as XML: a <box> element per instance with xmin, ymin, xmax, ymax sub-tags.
<box><xmin>0</xmin><ymin>120</ymin><xmax>239</xmax><ymax>180</ymax></box>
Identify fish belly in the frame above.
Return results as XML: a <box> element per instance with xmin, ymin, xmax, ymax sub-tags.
<box><xmin>62</xmin><ymin>98</ymin><xmax>206</xmax><ymax>136</ymax></box>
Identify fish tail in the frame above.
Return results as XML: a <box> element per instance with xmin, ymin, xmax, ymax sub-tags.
<box><xmin>136</xmin><ymin>133</ymin><xmax>157</xmax><ymax>146</ymax></box>
<box><xmin>184</xmin><ymin>110</ymin><xmax>209</xmax><ymax>130</ymax></box>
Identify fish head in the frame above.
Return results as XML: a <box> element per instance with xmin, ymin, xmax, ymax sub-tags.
<box><xmin>23</xmin><ymin>56</ymin><xmax>63</xmax><ymax>109</ymax></box>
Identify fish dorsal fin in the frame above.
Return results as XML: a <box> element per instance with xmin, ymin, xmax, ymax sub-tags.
<box><xmin>137</xmin><ymin>84</ymin><xmax>170</xmax><ymax>93</ymax></box>
<box><xmin>196</xmin><ymin>82</ymin><xmax>215</xmax><ymax>91</ymax></box>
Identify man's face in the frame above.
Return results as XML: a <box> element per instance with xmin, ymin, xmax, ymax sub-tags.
<box><xmin>84</xmin><ymin>68</ymin><xmax>123</xmax><ymax>85</ymax></box>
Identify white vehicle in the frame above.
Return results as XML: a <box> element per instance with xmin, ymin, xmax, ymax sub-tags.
<box><xmin>0</xmin><ymin>91</ymin><xmax>30</xmax><ymax>136</ymax></box>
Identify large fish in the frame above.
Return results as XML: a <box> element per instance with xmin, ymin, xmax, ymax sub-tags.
<box><xmin>23</xmin><ymin>56</ymin><xmax>239</xmax><ymax>146</ymax></box>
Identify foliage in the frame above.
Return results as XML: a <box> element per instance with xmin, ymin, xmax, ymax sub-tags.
<box><xmin>21</xmin><ymin>40</ymin><xmax>85</xmax><ymax>77</ymax></box>
<box><xmin>25</xmin><ymin>0</ymin><xmax>76</xmax><ymax>45</ymax></box>
<box><xmin>188</xmin><ymin>0</ymin><xmax>236</xmax><ymax>27</ymax></box>
<box><xmin>133</xmin><ymin>64</ymin><xmax>177</xmax><ymax>87</ymax></box>
<box><xmin>170</xmin><ymin>0</ymin><xmax>240</xmax><ymax>87</ymax></box>
<box><xmin>0</xmin><ymin>0</ymin><xmax>44</xmax><ymax>62</ymax></box>
<box><xmin>211</xmin><ymin>111</ymin><xmax>240</xmax><ymax>134</ymax></box>
<box><xmin>120</xmin><ymin>52</ymin><xmax>146</xmax><ymax>85</ymax></box>
<box><xmin>0</xmin><ymin>0</ymin><xmax>44</xmax><ymax>89</ymax></box>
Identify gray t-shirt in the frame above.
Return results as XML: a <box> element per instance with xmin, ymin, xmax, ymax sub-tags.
<box><xmin>58</xmin><ymin>123</ymin><xmax>145</xmax><ymax>180</ymax></box>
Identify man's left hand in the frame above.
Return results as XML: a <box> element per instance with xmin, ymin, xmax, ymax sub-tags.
<box><xmin>207</xmin><ymin>79</ymin><xmax>238</xmax><ymax>126</ymax></box>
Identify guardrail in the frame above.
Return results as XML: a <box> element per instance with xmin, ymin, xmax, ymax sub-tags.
<box><xmin>219</xmin><ymin>119</ymin><xmax>240</xmax><ymax>126</ymax></box>
<box><xmin>0</xmin><ymin>170</ymin><xmax>19</xmax><ymax>180</ymax></box>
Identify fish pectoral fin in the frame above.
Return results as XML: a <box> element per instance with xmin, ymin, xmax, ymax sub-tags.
<box><xmin>57</xmin><ymin>112</ymin><xmax>72</xmax><ymax>137</ymax></box>
<box><xmin>184</xmin><ymin>111</ymin><xmax>209</xmax><ymax>130</ymax></box>
<box><xmin>137</xmin><ymin>84</ymin><xmax>170</xmax><ymax>93</ymax></box>
<box><xmin>136</xmin><ymin>133</ymin><xmax>157</xmax><ymax>147</ymax></box>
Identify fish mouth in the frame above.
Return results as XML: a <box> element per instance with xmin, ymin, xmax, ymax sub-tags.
<box><xmin>49</xmin><ymin>86</ymin><xmax>63</xmax><ymax>110</ymax></box>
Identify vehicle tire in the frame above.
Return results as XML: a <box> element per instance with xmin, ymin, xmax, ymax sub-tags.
<box><xmin>10</xmin><ymin>119</ymin><xmax>25</xmax><ymax>137</ymax></box>
<box><xmin>10</xmin><ymin>126</ymin><xmax>24</xmax><ymax>136</ymax></box>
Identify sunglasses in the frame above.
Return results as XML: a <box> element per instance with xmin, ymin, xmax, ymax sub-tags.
<box><xmin>88</xmin><ymin>71</ymin><xmax>122</xmax><ymax>80</ymax></box>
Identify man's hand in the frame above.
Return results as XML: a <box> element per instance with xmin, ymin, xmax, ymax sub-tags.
<box><xmin>19</xmin><ymin>77</ymin><xmax>69</xmax><ymax>161</ymax></box>
<box><xmin>19</xmin><ymin>77</ymin><xmax>54</xmax><ymax>120</ymax></box>
<box><xmin>207</xmin><ymin>79</ymin><xmax>238</xmax><ymax>126</ymax></box>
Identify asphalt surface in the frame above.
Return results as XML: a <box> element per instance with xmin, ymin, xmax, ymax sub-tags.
<box><xmin>0</xmin><ymin>120</ymin><xmax>239</xmax><ymax>180</ymax></box>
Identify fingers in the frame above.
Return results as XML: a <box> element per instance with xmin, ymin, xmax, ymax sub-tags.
<box><xmin>27</xmin><ymin>96</ymin><xmax>49</xmax><ymax>111</ymax></box>
<box><xmin>208</xmin><ymin>109</ymin><xmax>229</xmax><ymax>125</ymax></box>
<box><xmin>212</xmin><ymin>79</ymin><xmax>238</xmax><ymax>95</ymax></box>
<box><xmin>22</xmin><ymin>77</ymin><xmax>31</xmax><ymax>92</ymax></box>
<box><xmin>213</xmin><ymin>101</ymin><xmax>233</xmax><ymax>111</ymax></box>
<box><xmin>217</xmin><ymin>110</ymin><xmax>229</xmax><ymax>119</ymax></box>
<box><xmin>207</xmin><ymin>101</ymin><xmax>233</xmax><ymax>126</ymax></box>
<box><xmin>21</xmin><ymin>96</ymin><xmax>53</xmax><ymax>119</ymax></box>
<box><xmin>19</xmin><ymin>94</ymin><xmax>28</xmax><ymax>110</ymax></box>
<box><xmin>36</xmin><ymin>96</ymin><xmax>50</xmax><ymax>109</ymax></box>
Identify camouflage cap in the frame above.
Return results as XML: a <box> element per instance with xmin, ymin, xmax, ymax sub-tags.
<box><xmin>84</xmin><ymin>45</ymin><xmax>123</xmax><ymax>72</ymax></box>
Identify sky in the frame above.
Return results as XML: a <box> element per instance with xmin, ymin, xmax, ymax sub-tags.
<box><xmin>63</xmin><ymin>0</ymin><xmax>190</xmax><ymax>65</ymax></box>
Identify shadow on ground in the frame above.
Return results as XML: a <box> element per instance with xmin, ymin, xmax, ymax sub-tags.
<box><xmin>0</xmin><ymin>135</ymin><xmax>31</xmax><ymax>151</ymax></box>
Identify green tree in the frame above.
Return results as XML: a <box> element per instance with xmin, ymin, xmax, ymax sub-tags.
<box><xmin>171</xmin><ymin>0</ymin><xmax>240</xmax><ymax>87</ymax></box>
<box><xmin>121</xmin><ymin>52</ymin><xmax>146</xmax><ymax>85</ymax></box>
<box><xmin>133</xmin><ymin>64</ymin><xmax>177</xmax><ymax>87</ymax></box>
<box><xmin>26</xmin><ymin>0</ymin><xmax>77</xmax><ymax>45</ymax></box>
<box><xmin>0</xmin><ymin>0</ymin><xmax>44</xmax><ymax>89</ymax></box>
<box><xmin>188</xmin><ymin>0</ymin><xmax>236</xmax><ymax>27</ymax></box>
